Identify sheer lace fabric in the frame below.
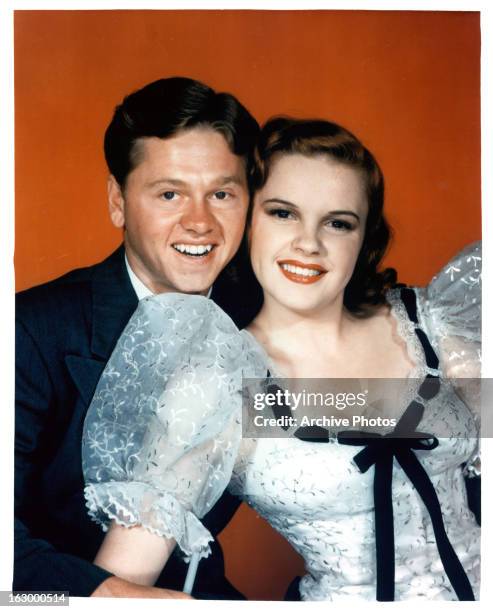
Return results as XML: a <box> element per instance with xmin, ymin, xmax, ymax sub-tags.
<box><xmin>83</xmin><ymin>294</ymin><xmax>267</xmax><ymax>558</ymax></box>
<box><xmin>83</xmin><ymin>243</ymin><xmax>481</xmax><ymax>600</ymax></box>
<box><xmin>416</xmin><ymin>242</ymin><xmax>481</xmax><ymax>477</ymax></box>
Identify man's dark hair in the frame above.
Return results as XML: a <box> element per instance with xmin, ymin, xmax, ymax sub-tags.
<box><xmin>104</xmin><ymin>76</ymin><xmax>259</xmax><ymax>187</ymax></box>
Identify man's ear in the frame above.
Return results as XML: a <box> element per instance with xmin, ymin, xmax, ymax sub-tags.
<box><xmin>107</xmin><ymin>175</ymin><xmax>125</xmax><ymax>228</ymax></box>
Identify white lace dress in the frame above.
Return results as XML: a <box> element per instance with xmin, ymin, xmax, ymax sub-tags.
<box><xmin>82</xmin><ymin>242</ymin><xmax>481</xmax><ymax>601</ymax></box>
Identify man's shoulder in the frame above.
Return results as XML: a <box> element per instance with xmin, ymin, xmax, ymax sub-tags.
<box><xmin>17</xmin><ymin>260</ymin><xmax>97</xmax><ymax>312</ymax></box>
<box><xmin>16</xmin><ymin>247</ymin><xmax>125</xmax><ymax>321</ymax></box>
<box><xmin>18</xmin><ymin>264</ymin><xmax>93</xmax><ymax>302</ymax></box>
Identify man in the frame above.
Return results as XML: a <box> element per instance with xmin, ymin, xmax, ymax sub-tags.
<box><xmin>14</xmin><ymin>77</ymin><xmax>259</xmax><ymax>598</ymax></box>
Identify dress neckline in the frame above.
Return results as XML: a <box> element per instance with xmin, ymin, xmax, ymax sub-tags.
<box><xmin>385</xmin><ymin>288</ymin><xmax>430</xmax><ymax>379</ymax></box>
<box><xmin>242</xmin><ymin>288</ymin><xmax>436</xmax><ymax>381</ymax></box>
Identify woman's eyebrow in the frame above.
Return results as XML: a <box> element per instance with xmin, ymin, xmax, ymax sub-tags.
<box><xmin>327</xmin><ymin>210</ymin><xmax>361</xmax><ymax>221</ymax></box>
<box><xmin>263</xmin><ymin>200</ymin><xmax>361</xmax><ymax>222</ymax></box>
<box><xmin>262</xmin><ymin>198</ymin><xmax>299</xmax><ymax>208</ymax></box>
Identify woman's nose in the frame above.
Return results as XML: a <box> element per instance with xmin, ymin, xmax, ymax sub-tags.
<box><xmin>291</xmin><ymin>225</ymin><xmax>321</xmax><ymax>255</ymax></box>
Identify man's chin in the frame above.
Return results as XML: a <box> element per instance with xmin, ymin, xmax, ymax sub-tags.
<box><xmin>171</xmin><ymin>279</ymin><xmax>214</xmax><ymax>296</ymax></box>
<box><xmin>184</xmin><ymin>287</ymin><xmax>212</xmax><ymax>296</ymax></box>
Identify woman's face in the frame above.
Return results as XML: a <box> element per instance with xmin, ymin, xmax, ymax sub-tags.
<box><xmin>249</xmin><ymin>153</ymin><xmax>368</xmax><ymax>315</ymax></box>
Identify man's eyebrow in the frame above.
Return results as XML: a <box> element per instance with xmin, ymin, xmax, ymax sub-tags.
<box><xmin>146</xmin><ymin>175</ymin><xmax>246</xmax><ymax>189</ymax></box>
<box><xmin>146</xmin><ymin>178</ymin><xmax>187</xmax><ymax>188</ymax></box>
<box><xmin>217</xmin><ymin>175</ymin><xmax>246</xmax><ymax>186</ymax></box>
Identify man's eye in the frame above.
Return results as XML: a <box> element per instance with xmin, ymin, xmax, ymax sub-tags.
<box><xmin>213</xmin><ymin>191</ymin><xmax>229</xmax><ymax>200</ymax></box>
<box><xmin>161</xmin><ymin>191</ymin><xmax>177</xmax><ymax>201</ymax></box>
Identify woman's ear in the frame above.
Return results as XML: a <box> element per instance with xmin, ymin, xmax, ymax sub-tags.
<box><xmin>107</xmin><ymin>175</ymin><xmax>125</xmax><ymax>228</ymax></box>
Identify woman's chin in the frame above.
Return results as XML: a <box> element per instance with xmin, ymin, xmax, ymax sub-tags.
<box><xmin>269</xmin><ymin>295</ymin><xmax>337</xmax><ymax>318</ymax></box>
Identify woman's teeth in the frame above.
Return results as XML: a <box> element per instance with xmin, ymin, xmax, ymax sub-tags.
<box><xmin>280</xmin><ymin>263</ymin><xmax>322</xmax><ymax>277</ymax></box>
<box><xmin>173</xmin><ymin>244</ymin><xmax>214</xmax><ymax>256</ymax></box>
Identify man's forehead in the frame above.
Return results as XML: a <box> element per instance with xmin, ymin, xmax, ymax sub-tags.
<box><xmin>129</xmin><ymin>132</ymin><xmax>247</xmax><ymax>181</ymax></box>
<box><xmin>132</xmin><ymin>129</ymin><xmax>235</xmax><ymax>159</ymax></box>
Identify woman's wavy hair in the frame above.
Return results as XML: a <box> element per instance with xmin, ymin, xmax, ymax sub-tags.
<box><xmin>248</xmin><ymin>117</ymin><xmax>397</xmax><ymax>315</ymax></box>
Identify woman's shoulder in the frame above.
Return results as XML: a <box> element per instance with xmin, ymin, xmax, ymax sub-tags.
<box><xmin>382</xmin><ymin>242</ymin><xmax>482</xmax><ymax>378</ymax></box>
<box><xmin>408</xmin><ymin>242</ymin><xmax>480</xmax><ymax>329</ymax></box>
<box><xmin>381</xmin><ymin>241</ymin><xmax>481</xmax><ymax>318</ymax></box>
<box><xmin>133</xmin><ymin>292</ymin><xmax>243</xmax><ymax>342</ymax></box>
<box><xmin>424</xmin><ymin>241</ymin><xmax>481</xmax><ymax>309</ymax></box>
<box><xmin>138</xmin><ymin>291</ymin><xmax>237</xmax><ymax>323</ymax></box>
<box><xmin>110</xmin><ymin>292</ymin><xmax>270</xmax><ymax>382</ymax></box>
<box><xmin>239</xmin><ymin>327</ymin><xmax>273</xmax><ymax>373</ymax></box>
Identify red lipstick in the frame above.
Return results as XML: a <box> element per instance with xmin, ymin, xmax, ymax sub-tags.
<box><xmin>277</xmin><ymin>259</ymin><xmax>327</xmax><ymax>285</ymax></box>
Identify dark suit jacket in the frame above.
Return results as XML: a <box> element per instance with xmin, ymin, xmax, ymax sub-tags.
<box><xmin>14</xmin><ymin>245</ymin><xmax>247</xmax><ymax>597</ymax></box>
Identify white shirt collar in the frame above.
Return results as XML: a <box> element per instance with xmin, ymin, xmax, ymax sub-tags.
<box><xmin>125</xmin><ymin>253</ymin><xmax>212</xmax><ymax>300</ymax></box>
<box><xmin>125</xmin><ymin>255</ymin><xmax>153</xmax><ymax>300</ymax></box>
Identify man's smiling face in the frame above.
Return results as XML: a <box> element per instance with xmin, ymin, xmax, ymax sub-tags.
<box><xmin>108</xmin><ymin>127</ymin><xmax>249</xmax><ymax>295</ymax></box>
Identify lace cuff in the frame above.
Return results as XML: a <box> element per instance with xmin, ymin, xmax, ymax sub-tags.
<box><xmin>84</xmin><ymin>481</ymin><xmax>213</xmax><ymax>560</ymax></box>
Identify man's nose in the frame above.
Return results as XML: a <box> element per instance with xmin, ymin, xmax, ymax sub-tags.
<box><xmin>180</xmin><ymin>198</ymin><xmax>216</xmax><ymax>235</ymax></box>
<box><xmin>291</xmin><ymin>224</ymin><xmax>322</xmax><ymax>255</ymax></box>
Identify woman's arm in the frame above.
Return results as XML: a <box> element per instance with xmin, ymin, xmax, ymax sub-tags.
<box><xmin>91</xmin><ymin>576</ymin><xmax>192</xmax><ymax>599</ymax></box>
<box><xmin>94</xmin><ymin>522</ymin><xmax>176</xmax><ymax>587</ymax></box>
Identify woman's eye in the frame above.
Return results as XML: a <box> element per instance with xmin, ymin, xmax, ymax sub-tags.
<box><xmin>161</xmin><ymin>191</ymin><xmax>177</xmax><ymax>201</ymax></box>
<box><xmin>269</xmin><ymin>208</ymin><xmax>294</xmax><ymax>220</ymax></box>
<box><xmin>327</xmin><ymin>218</ymin><xmax>353</xmax><ymax>231</ymax></box>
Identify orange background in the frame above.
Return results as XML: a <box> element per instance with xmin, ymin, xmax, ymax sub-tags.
<box><xmin>14</xmin><ymin>10</ymin><xmax>481</xmax><ymax>600</ymax></box>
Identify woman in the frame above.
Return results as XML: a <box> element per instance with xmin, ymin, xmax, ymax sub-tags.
<box><xmin>82</xmin><ymin>118</ymin><xmax>481</xmax><ymax>601</ymax></box>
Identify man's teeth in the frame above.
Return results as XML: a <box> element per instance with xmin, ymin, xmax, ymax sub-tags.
<box><xmin>281</xmin><ymin>263</ymin><xmax>322</xmax><ymax>277</ymax></box>
<box><xmin>173</xmin><ymin>244</ymin><xmax>213</xmax><ymax>256</ymax></box>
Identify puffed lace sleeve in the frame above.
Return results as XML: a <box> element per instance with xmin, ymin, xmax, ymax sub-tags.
<box><xmin>416</xmin><ymin>242</ymin><xmax>481</xmax><ymax>475</ymax></box>
<box><xmin>417</xmin><ymin>241</ymin><xmax>481</xmax><ymax>380</ymax></box>
<box><xmin>82</xmin><ymin>293</ymin><xmax>266</xmax><ymax>560</ymax></box>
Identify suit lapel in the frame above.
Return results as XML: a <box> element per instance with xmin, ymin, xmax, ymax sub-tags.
<box><xmin>90</xmin><ymin>245</ymin><xmax>139</xmax><ymax>360</ymax></box>
<box><xmin>65</xmin><ymin>245</ymin><xmax>139</xmax><ymax>406</ymax></box>
<box><xmin>64</xmin><ymin>355</ymin><xmax>107</xmax><ymax>406</ymax></box>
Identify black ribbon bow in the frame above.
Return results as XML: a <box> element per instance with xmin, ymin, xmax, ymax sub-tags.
<box><xmin>338</xmin><ymin>400</ymin><xmax>475</xmax><ymax>601</ymax></box>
